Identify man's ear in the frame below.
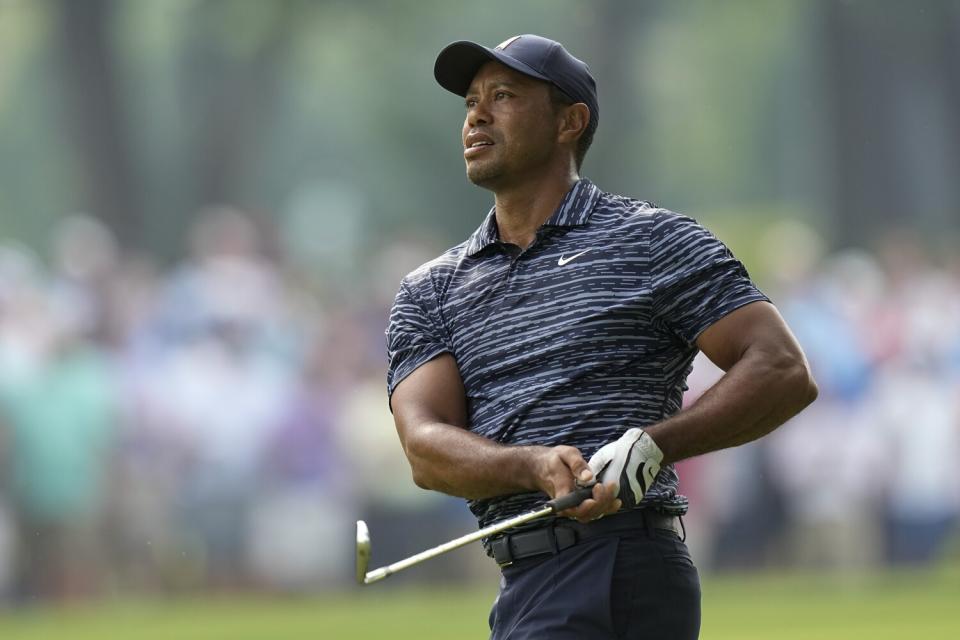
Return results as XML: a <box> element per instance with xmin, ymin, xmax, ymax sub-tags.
<box><xmin>557</xmin><ymin>103</ymin><xmax>590</xmax><ymax>144</ymax></box>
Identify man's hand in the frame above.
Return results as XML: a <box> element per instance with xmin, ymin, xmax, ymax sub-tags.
<box><xmin>530</xmin><ymin>445</ymin><xmax>621</xmax><ymax>523</ymax></box>
<box><xmin>588</xmin><ymin>428</ymin><xmax>664</xmax><ymax>509</ymax></box>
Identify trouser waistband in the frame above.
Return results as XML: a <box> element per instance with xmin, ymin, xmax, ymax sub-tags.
<box><xmin>490</xmin><ymin>509</ymin><xmax>682</xmax><ymax>567</ymax></box>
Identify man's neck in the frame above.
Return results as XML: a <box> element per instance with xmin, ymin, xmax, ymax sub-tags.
<box><xmin>493</xmin><ymin>171</ymin><xmax>579</xmax><ymax>249</ymax></box>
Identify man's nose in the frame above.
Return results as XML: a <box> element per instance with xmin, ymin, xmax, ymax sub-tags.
<box><xmin>466</xmin><ymin>99</ymin><xmax>492</xmax><ymax>127</ymax></box>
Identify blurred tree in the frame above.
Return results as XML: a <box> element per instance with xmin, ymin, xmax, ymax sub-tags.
<box><xmin>822</xmin><ymin>0</ymin><xmax>960</xmax><ymax>245</ymax></box>
<box><xmin>54</xmin><ymin>0</ymin><xmax>301</xmax><ymax>253</ymax></box>
<box><xmin>181</xmin><ymin>0</ymin><xmax>297</xmax><ymax>209</ymax></box>
<box><xmin>56</xmin><ymin>0</ymin><xmax>142</xmax><ymax>248</ymax></box>
<box><xmin>581</xmin><ymin>0</ymin><xmax>657</xmax><ymax>193</ymax></box>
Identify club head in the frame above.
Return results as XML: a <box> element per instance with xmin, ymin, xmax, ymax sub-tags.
<box><xmin>355</xmin><ymin>520</ymin><xmax>371</xmax><ymax>584</ymax></box>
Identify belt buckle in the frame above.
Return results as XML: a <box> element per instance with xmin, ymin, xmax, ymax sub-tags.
<box><xmin>492</xmin><ymin>536</ymin><xmax>514</xmax><ymax>567</ymax></box>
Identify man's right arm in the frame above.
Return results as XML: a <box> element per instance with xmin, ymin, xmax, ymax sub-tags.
<box><xmin>390</xmin><ymin>353</ymin><xmax>619</xmax><ymax>521</ymax></box>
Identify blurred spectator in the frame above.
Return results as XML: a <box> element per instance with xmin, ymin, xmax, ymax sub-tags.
<box><xmin>246</xmin><ymin>335</ymin><xmax>353</xmax><ymax>591</ymax></box>
<box><xmin>128</xmin><ymin>207</ymin><xmax>300</xmax><ymax>588</ymax></box>
<box><xmin>768</xmin><ymin>394</ymin><xmax>886</xmax><ymax>571</ymax></box>
<box><xmin>872</xmin><ymin>356</ymin><xmax>960</xmax><ymax>564</ymax></box>
<box><xmin>0</xmin><ymin>247</ymin><xmax>118</xmax><ymax>601</ymax></box>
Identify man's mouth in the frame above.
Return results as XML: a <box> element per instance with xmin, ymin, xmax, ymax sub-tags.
<box><xmin>464</xmin><ymin>140</ymin><xmax>494</xmax><ymax>159</ymax></box>
<box><xmin>464</xmin><ymin>132</ymin><xmax>495</xmax><ymax>159</ymax></box>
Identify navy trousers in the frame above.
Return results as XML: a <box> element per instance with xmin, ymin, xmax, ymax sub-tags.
<box><xmin>488</xmin><ymin>522</ymin><xmax>701</xmax><ymax>639</ymax></box>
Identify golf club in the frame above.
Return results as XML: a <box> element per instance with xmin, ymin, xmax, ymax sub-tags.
<box><xmin>356</xmin><ymin>483</ymin><xmax>597</xmax><ymax>585</ymax></box>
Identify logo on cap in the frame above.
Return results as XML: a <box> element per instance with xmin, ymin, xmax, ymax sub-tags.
<box><xmin>495</xmin><ymin>35</ymin><xmax>522</xmax><ymax>51</ymax></box>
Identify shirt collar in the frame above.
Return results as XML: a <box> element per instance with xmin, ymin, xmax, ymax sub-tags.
<box><xmin>465</xmin><ymin>179</ymin><xmax>602</xmax><ymax>257</ymax></box>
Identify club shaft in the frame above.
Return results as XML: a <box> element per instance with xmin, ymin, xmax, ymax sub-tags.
<box><xmin>364</xmin><ymin>505</ymin><xmax>554</xmax><ymax>584</ymax></box>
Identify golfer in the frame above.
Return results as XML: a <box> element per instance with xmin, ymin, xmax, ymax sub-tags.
<box><xmin>386</xmin><ymin>34</ymin><xmax>817</xmax><ymax>639</ymax></box>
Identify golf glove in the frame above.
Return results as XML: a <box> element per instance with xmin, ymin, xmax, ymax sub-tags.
<box><xmin>588</xmin><ymin>428</ymin><xmax>664</xmax><ymax>509</ymax></box>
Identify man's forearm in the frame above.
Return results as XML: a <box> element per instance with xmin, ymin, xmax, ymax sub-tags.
<box><xmin>389</xmin><ymin>352</ymin><xmax>599</xmax><ymax>505</ymax></box>
<box><xmin>402</xmin><ymin>421</ymin><xmax>545</xmax><ymax>500</ymax></box>
<box><xmin>645</xmin><ymin>346</ymin><xmax>818</xmax><ymax>464</ymax></box>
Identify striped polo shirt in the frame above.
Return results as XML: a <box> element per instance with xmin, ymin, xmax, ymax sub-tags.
<box><xmin>386</xmin><ymin>179</ymin><xmax>768</xmax><ymax>532</ymax></box>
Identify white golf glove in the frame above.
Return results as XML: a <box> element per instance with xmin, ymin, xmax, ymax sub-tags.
<box><xmin>588</xmin><ymin>428</ymin><xmax>664</xmax><ymax>509</ymax></box>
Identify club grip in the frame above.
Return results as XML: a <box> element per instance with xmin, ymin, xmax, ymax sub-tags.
<box><xmin>547</xmin><ymin>485</ymin><xmax>596</xmax><ymax>512</ymax></box>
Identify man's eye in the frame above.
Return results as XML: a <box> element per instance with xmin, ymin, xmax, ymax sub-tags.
<box><xmin>465</xmin><ymin>98</ymin><xmax>477</xmax><ymax>108</ymax></box>
<box><xmin>495</xmin><ymin>91</ymin><xmax>509</xmax><ymax>100</ymax></box>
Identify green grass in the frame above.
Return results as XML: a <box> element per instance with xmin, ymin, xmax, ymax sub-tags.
<box><xmin>0</xmin><ymin>568</ymin><xmax>957</xmax><ymax>639</ymax></box>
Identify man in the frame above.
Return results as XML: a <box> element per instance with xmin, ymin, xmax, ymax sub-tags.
<box><xmin>386</xmin><ymin>34</ymin><xmax>817</xmax><ymax>639</ymax></box>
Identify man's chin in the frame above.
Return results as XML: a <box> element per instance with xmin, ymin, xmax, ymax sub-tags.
<box><xmin>466</xmin><ymin>163</ymin><xmax>503</xmax><ymax>190</ymax></box>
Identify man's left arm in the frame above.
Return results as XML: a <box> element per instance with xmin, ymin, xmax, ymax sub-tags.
<box><xmin>644</xmin><ymin>300</ymin><xmax>818</xmax><ymax>464</ymax></box>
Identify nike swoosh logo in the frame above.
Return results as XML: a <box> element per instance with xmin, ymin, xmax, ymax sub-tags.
<box><xmin>558</xmin><ymin>249</ymin><xmax>591</xmax><ymax>266</ymax></box>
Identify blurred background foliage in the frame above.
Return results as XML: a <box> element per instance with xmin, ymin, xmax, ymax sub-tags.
<box><xmin>3</xmin><ymin>0</ymin><xmax>959</xmax><ymax>262</ymax></box>
<box><xmin>0</xmin><ymin>1</ymin><xmax>959</xmax><ymax>636</ymax></box>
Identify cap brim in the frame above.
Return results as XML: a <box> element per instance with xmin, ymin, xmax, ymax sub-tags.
<box><xmin>434</xmin><ymin>40</ymin><xmax>551</xmax><ymax>97</ymax></box>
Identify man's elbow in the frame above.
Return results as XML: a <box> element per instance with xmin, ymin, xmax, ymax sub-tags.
<box><xmin>775</xmin><ymin>351</ymin><xmax>818</xmax><ymax>409</ymax></box>
<box><xmin>409</xmin><ymin>464</ymin><xmax>434</xmax><ymax>490</ymax></box>
<box><xmin>795</xmin><ymin>363</ymin><xmax>819</xmax><ymax>409</ymax></box>
<box><xmin>402</xmin><ymin>433</ymin><xmax>437</xmax><ymax>491</ymax></box>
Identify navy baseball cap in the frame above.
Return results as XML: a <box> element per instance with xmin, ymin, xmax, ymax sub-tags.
<box><xmin>434</xmin><ymin>34</ymin><xmax>599</xmax><ymax>131</ymax></box>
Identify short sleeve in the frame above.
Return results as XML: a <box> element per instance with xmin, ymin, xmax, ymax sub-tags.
<box><xmin>385</xmin><ymin>277</ymin><xmax>452</xmax><ymax>404</ymax></box>
<box><xmin>649</xmin><ymin>211</ymin><xmax>769</xmax><ymax>346</ymax></box>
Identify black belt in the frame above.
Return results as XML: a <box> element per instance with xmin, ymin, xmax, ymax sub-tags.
<box><xmin>490</xmin><ymin>509</ymin><xmax>682</xmax><ymax>567</ymax></box>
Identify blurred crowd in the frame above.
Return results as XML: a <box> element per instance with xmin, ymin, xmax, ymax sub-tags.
<box><xmin>0</xmin><ymin>212</ymin><xmax>958</xmax><ymax>604</ymax></box>
<box><xmin>680</xmin><ymin>222</ymin><xmax>960</xmax><ymax>572</ymax></box>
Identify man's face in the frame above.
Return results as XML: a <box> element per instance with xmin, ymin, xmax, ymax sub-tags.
<box><xmin>461</xmin><ymin>61</ymin><xmax>559</xmax><ymax>189</ymax></box>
